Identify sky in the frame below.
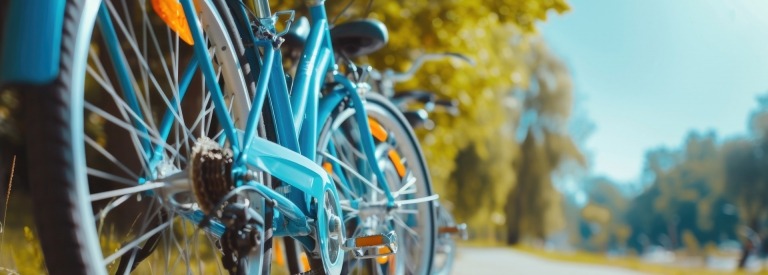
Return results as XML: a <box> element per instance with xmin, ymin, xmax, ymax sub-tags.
<box><xmin>539</xmin><ymin>0</ymin><xmax>768</xmax><ymax>183</ymax></box>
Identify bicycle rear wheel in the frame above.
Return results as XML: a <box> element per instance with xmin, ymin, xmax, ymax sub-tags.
<box><xmin>23</xmin><ymin>0</ymin><xmax>267</xmax><ymax>273</ymax></box>
<box><xmin>317</xmin><ymin>93</ymin><xmax>436</xmax><ymax>275</ymax></box>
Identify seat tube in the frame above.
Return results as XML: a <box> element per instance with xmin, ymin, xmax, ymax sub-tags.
<box><xmin>253</xmin><ymin>0</ymin><xmax>271</xmax><ymax>18</ymax></box>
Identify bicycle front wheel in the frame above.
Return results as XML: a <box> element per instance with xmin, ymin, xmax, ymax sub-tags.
<box><xmin>24</xmin><ymin>0</ymin><xmax>267</xmax><ymax>274</ymax></box>
<box><xmin>317</xmin><ymin>93</ymin><xmax>436</xmax><ymax>275</ymax></box>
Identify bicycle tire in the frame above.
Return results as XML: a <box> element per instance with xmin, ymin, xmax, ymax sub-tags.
<box><xmin>317</xmin><ymin>92</ymin><xmax>436</xmax><ymax>275</ymax></box>
<box><xmin>23</xmin><ymin>0</ymin><xmax>270</xmax><ymax>273</ymax></box>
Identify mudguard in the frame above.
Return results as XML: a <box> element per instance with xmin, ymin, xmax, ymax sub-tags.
<box><xmin>0</xmin><ymin>0</ymin><xmax>66</xmax><ymax>87</ymax></box>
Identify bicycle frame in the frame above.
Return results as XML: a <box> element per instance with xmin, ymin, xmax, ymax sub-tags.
<box><xmin>88</xmin><ymin>0</ymin><xmax>398</xmax><ymax>251</ymax></box>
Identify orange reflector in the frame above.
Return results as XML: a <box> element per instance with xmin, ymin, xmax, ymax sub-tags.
<box><xmin>368</xmin><ymin>117</ymin><xmax>388</xmax><ymax>142</ymax></box>
<box><xmin>355</xmin><ymin>235</ymin><xmax>385</xmax><ymax>247</ymax></box>
<box><xmin>387</xmin><ymin>150</ymin><xmax>406</xmax><ymax>177</ymax></box>
<box><xmin>151</xmin><ymin>0</ymin><xmax>194</xmax><ymax>45</ymax></box>
<box><xmin>376</xmin><ymin>247</ymin><xmax>391</xmax><ymax>264</ymax></box>
<box><xmin>274</xmin><ymin>238</ymin><xmax>285</xmax><ymax>266</ymax></box>
<box><xmin>439</xmin><ymin>226</ymin><xmax>460</xmax><ymax>234</ymax></box>
<box><xmin>300</xmin><ymin>252</ymin><xmax>311</xmax><ymax>271</ymax></box>
<box><xmin>323</xmin><ymin>162</ymin><xmax>333</xmax><ymax>175</ymax></box>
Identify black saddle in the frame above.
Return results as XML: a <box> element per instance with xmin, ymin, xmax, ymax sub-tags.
<box><xmin>283</xmin><ymin>17</ymin><xmax>388</xmax><ymax>58</ymax></box>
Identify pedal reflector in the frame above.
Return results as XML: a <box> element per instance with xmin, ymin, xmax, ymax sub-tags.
<box><xmin>343</xmin><ymin>231</ymin><xmax>398</xmax><ymax>259</ymax></box>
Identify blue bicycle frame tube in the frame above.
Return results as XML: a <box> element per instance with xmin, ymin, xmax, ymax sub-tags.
<box><xmin>180</xmin><ymin>0</ymin><xmax>240</xmax><ymax>155</ymax></box>
<box><xmin>333</xmin><ymin>74</ymin><xmax>396</xmax><ymax>205</ymax></box>
<box><xmin>299</xmin><ymin>48</ymin><xmax>330</xmax><ymax>161</ymax></box>
<box><xmin>290</xmin><ymin>19</ymin><xmax>327</xmax><ymax>132</ymax></box>
<box><xmin>267</xmin><ymin>52</ymin><xmax>301</xmax><ymax>152</ymax></box>
<box><xmin>246</xmin><ymin>181</ymin><xmax>311</xmax><ymax>236</ymax></box>
<box><xmin>307</xmin><ymin>4</ymin><xmax>336</xmax><ymax>67</ymax></box>
<box><xmin>317</xmin><ymin>88</ymin><xmax>346</xmax><ymax>129</ymax></box>
<box><xmin>239</xmin><ymin>44</ymin><xmax>274</xmax><ymax>167</ymax></box>
<box><xmin>242</xmin><ymin>135</ymin><xmax>329</xmax><ymax>215</ymax></box>
<box><xmin>97</xmin><ymin>4</ymin><xmax>152</xmax><ymax>157</ymax></box>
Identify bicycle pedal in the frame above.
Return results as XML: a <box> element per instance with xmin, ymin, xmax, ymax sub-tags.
<box><xmin>343</xmin><ymin>231</ymin><xmax>397</xmax><ymax>259</ymax></box>
<box><xmin>438</xmin><ymin>223</ymin><xmax>468</xmax><ymax>240</ymax></box>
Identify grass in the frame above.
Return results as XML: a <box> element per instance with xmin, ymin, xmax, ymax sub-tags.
<box><xmin>0</xmin><ymin>155</ymin><xmax>46</xmax><ymax>274</ymax></box>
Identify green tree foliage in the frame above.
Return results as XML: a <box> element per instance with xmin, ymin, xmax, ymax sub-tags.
<box><xmin>565</xmin><ymin>177</ymin><xmax>631</xmax><ymax>252</ymax></box>
<box><xmin>625</xmin><ymin>132</ymin><xmax>736</xmax><ymax>253</ymax></box>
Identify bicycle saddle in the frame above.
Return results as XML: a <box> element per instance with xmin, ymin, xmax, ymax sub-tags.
<box><xmin>283</xmin><ymin>16</ymin><xmax>310</xmax><ymax>49</ymax></box>
<box><xmin>331</xmin><ymin>19</ymin><xmax>388</xmax><ymax>58</ymax></box>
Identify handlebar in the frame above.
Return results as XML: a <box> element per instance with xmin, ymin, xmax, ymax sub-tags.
<box><xmin>386</xmin><ymin>52</ymin><xmax>474</xmax><ymax>83</ymax></box>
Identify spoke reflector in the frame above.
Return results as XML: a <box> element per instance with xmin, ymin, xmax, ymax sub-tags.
<box><xmin>387</xmin><ymin>149</ymin><xmax>406</xmax><ymax>177</ymax></box>
<box><xmin>151</xmin><ymin>0</ymin><xmax>195</xmax><ymax>45</ymax></box>
<box><xmin>368</xmin><ymin>117</ymin><xmax>388</xmax><ymax>142</ymax></box>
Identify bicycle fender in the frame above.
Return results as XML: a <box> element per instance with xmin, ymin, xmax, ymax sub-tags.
<box><xmin>0</xmin><ymin>0</ymin><xmax>66</xmax><ymax>87</ymax></box>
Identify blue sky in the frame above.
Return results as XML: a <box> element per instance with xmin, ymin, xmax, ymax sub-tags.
<box><xmin>539</xmin><ymin>0</ymin><xmax>768</xmax><ymax>183</ymax></box>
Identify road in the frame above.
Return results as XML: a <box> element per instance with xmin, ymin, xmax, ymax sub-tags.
<box><xmin>452</xmin><ymin>247</ymin><xmax>646</xmax><ymax>275</ymax></box>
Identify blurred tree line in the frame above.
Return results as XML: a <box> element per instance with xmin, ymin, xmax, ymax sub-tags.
<box><xmin>570</xmin><ymin>95</ymin><xmax>768</xmax><ymax>268</ymax></box>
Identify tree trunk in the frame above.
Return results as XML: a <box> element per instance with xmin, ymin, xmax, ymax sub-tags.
<box><xmin>737</xmin><ymin>241</ymin><xmax>751</xmax><ymax>269</ymax></box>
<box><xmin>738</xmin><ymin>222</ymin><xmax>760</xmax><ymax>269</ymax></box>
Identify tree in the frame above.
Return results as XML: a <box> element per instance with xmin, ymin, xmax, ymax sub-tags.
<box><xmin>625</xmin><ymin>132</ymin><xmax>737</xmax><ymax>255</ymax></box>
<box><xmin>503</xmin><ymin>39</ymin><xmax>584</xmax><ymax>245</ymax></box>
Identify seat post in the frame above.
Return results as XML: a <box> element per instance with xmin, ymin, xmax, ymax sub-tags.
<box><xmin>253</xmin><ymin>0</ymin><xmax>271</xmax><ymax>18</ymax></box>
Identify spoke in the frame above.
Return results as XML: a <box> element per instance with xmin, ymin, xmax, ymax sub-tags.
<box><xmin>395</xmin><ymin>194</ymin><xmax>439</xmax><ymax>206</ymax></box>
<box><xmin>85</xmin><ymin>101</ymin><xmax>182</xmax><ymax>158</ymax></box>
<box><xmin>391</xmin><ymin>215</ymin><xmax>420</xmax><ymax>239</ymax></box>
<box><xmin>104</xmin><ymin>1</ymin><xmax>160</xmax><ymax>132</ymax></box>
<box><xmin>330</xmin><ymin>173</ymin><xmax>362</xmax><ymax>201</ymax></box>
<box><xmin>94</xmin><ymin>194</ymin><xmax>131</xmax><ymax>221</ymax></box>
<box><xmin>188</xmin><ymin>93</ymin><xmax>214</xmax><ymax>134</ymax></box>
<box><xmin>86</xmin><ymin>64</ymin><xmax>152</xmax><ymax>172</ymax></box>
<box><xmin>139</xmin><ymin>0</ymin><xmax>179</xmax><ymax>96</ymax></box>
<box><xmin>85</xmin><ymin>135</ymin><xmax>140</xmax><ymax>179</ymax></box>
<box><xmin>340</xmin><ymin>205</ymin><xmax>358</xmax><ymax>213</ymax></box>
<box><xmin>333</xmin><ymin>131</ymin><xmax>369</xmax><ymax>162</ymax></box>
<box><xmin>90</xmin><ymin>181</ymin><xmax>167</xmax><ymax>202</ymax></box>
<box><xmin>393</xmin><ymin>176</ymin><xmax>417</xmax><ymax>198</ymax></box>
<box><xmin>86</xmin><ymin>64</ymin><xmax>160</xmax><ymax>139</ymax></box>
<box><xmin>106</xmin><ymin>1</ymin><xmax>196</xmax><ymax>139</ymax></box>
<box><xmin>102</xmin><ymin>219</ymin><xmax>172</xmax><ymax>265</ymax></box>
<box><xmin>87</xmin><ymin>167</ymin><xmax>138</xmax><ymax>186</ymax></box>
<box><xmin>319</xmin><ymin>151</ymin><xmax>384</xmax><ymax>195</ymax></box>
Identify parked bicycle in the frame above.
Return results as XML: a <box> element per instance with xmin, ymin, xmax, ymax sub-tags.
<box><xmin>351</xmin><ymin>52</ymin><xmax>472</xmax><ymax>275</ymax></box>
<box><xmin>0</xmin><ymin>0</ymin><xmax>444</xmax><ymax>274</ymax></box>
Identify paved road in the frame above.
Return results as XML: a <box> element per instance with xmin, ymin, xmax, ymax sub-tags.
<box><xmin>452</xmin><ymin>247</ymin><xmax>647</xmax><ymax>275</ymax></box>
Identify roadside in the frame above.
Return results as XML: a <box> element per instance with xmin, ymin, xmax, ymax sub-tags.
<box><xmin>453</xmin><ymin>246</ymin><xmax>646</xmax><ymax>275</ymax></box>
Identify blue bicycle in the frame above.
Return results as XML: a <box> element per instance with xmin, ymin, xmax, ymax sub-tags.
<box><xmin>0</xmin><ymin>0</ymin><xmax>438</xmax><ymax>274</ymax></box>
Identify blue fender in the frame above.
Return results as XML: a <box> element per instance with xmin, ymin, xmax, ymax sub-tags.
<box><xmin>0</xmin><ymin>0</ymin><xmax>66</xmax><ymax>86</ymax></box>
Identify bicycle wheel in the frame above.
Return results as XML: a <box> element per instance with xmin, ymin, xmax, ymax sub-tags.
<box><xmin>23</xmin><ymin>0</ymin><xmax>268</xmax><ymax>273</ymax></box>
<box><xmin>317</xmin><ymin>93</ymin><xmax>436</xmax><ymax>275</ymax></box>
